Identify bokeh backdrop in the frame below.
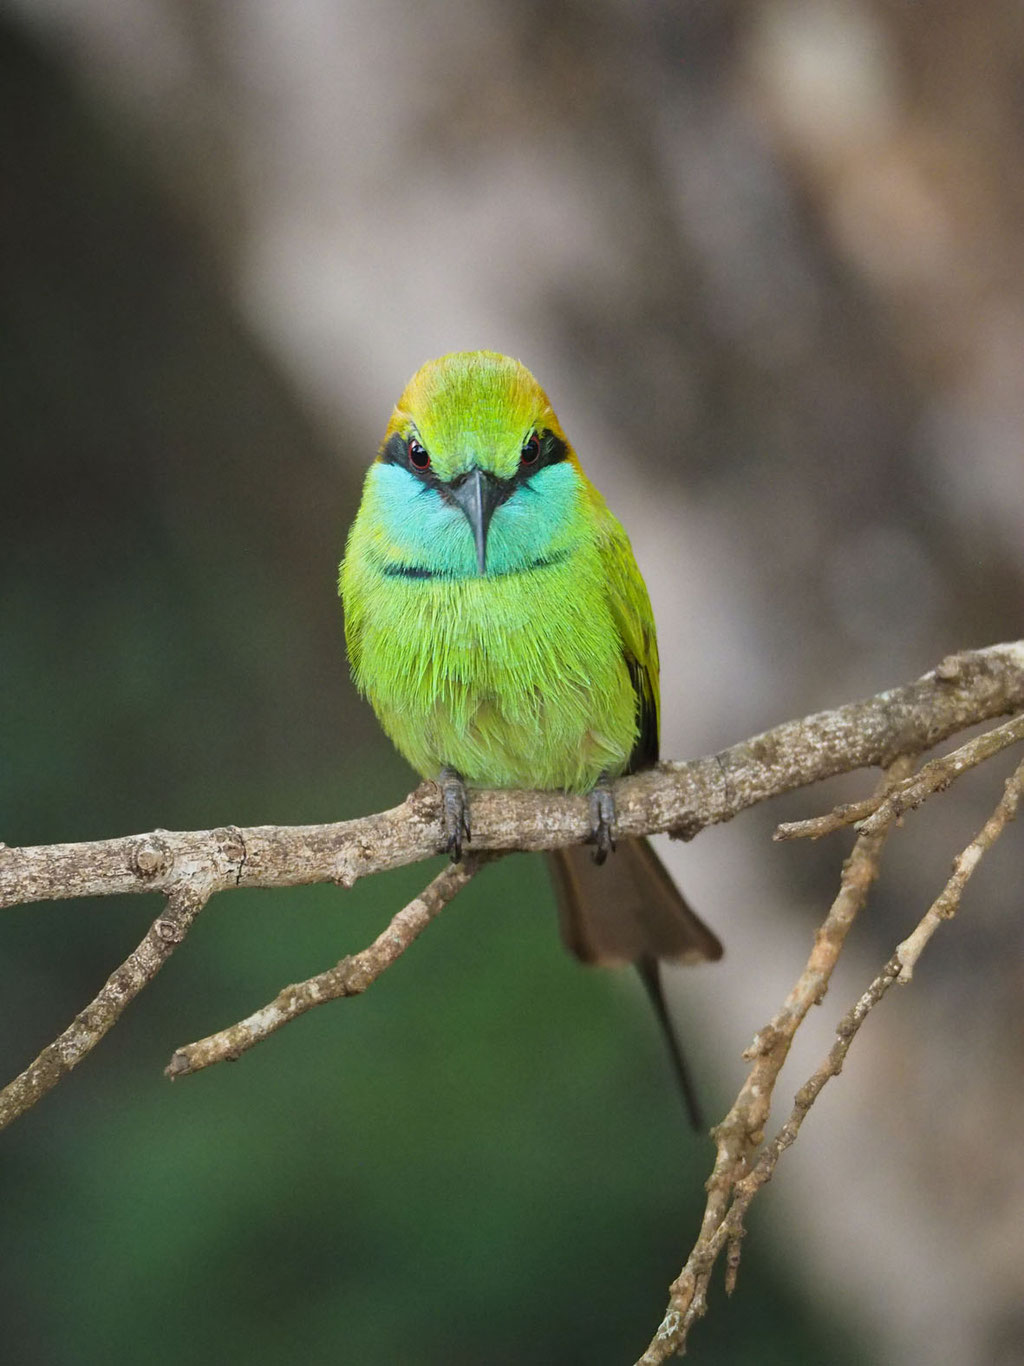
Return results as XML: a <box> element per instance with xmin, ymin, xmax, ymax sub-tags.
<box><xmin>2</xmin><ymin>3</ymin><xmax>1023</xmax><ymax>1363</ymax></box>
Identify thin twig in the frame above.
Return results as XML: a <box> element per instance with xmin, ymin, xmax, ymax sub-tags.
<box><xmin>637</xmin><ymin>751</ymin><xmax>1024</xmax><ymax>1363</ymax></box>
<box><xmin>896</xmin><ymin>755</ymin><xmax>1024</xmax><ymax>982</ymax></box>
<box><xmin>772</xmin><ymin>794</ymin><xmax>881</xmax><ymax>842</ymax></box>
<box><xmin>166</xmin><ymin>857</ymin><xmax>490</xmax><ymax>1079</ymax></box>
<box><xmin>695</xmin><ymin>759</ymin><xmax>1024</xmax><ymax>1297</ymax></box>
<box><xmin>858</xmin><ymin>716</ymin><xmax>1024</xmax><ymax>837</ymax></box>
<box><xmin>3</xmin><ymin>641</ymin><xmax>1023</xmax><ymax>913</ymax></box>
<box><xmin>0</xmin><ymin>882</ymin><xmax>211</xmax><ymax>1131</ymax></box>
<box><xmin>635</xmin><ymin>757</ymin><xmax>915</xmax><ymax>1365</ymax></box>
<box><xmin>774</xmin><ymin>711</ymin><xmax>1024</xmax><ymax>841</ymax></box>
<box><xmin>654</xmin><ymin>952</ymin><xmax>906</xmax><ymax>1323</ymax></box>
<box><xmin>726</xmin><ymin>956</ymin><xmax>904</xmax><ymax>1239</ymax></box>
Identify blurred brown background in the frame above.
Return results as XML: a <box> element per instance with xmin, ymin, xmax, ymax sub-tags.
<box><xmin>1</xmin><ymin>2</ymin><xmax>1022</xmax><ymax>1363</ymax></box>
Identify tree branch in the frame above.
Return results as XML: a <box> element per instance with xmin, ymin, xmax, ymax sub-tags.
<box><xmin>165</xmin><ymin>856</ymin><xmax>491</xmax><ymax>1079</ymax></box>
<box><xmin>895</xmin><ymin>754</ymin><xmax>1024</xmax><ymax>982</ymax></box>
<box><xmin>1</xmin><ymin>633</ymin><xmax>1023</xmax><ymax>1317</ymax></box>
<box><xmin>635</xmin><ymin>752</ymin><xmax>1024</xmax><ymax>1363</ymax></box>
<box><xmin>0</xmin><ymin>882</ymin><xmax>211</xmax><ymax>1131</ymax></box>
<box><xmin>2</xmin><ymin>639</ymin><xmax>1022</xmax><ymax>1133</ymax></box>
<box><xmin>2</xmin><ymin>641</ymin><xmax>1023</xmax><ymax>912</ymax></box>
<box><xmin>635</xmin><ymin>757</ymin><xmax>914</xmax><ymax>1363</ymax></box>
<box><xmin>774</xmin><ymin>710</ymin><xmax>1024</xmax><ymax>841</ymax></box>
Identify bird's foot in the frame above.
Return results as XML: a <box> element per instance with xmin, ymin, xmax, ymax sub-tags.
<box><xmin>587</xmin><ymin>781</ymin><xmax>617</xmax><ymax>865</ymax></box>
<box><xmin>439</xmin><ymin>767</ymin><xmax>472</xmax><ymax>862</ymax></box>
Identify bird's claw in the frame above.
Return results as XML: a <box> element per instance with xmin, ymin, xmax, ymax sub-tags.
<box><xmin>588</xmin><ymin>783</ymin><xmax>617</xmax><ymax>865</ymax></box>
<box><xmin>439</xmin><ymin>767</ymin><xmax>472</xmax><ymax>862</ymax></box>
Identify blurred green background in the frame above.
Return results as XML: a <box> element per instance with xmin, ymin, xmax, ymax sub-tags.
<box><xmin>3</xmin><ymin>4</ymin><xmax>1023</xmax><ymax>1364</ymax></box>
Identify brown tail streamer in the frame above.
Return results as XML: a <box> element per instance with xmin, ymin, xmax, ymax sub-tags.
<box><xmin>547</xmin><ymin>837</ymin><xmax>722</xmax><ymax>1129</ymax></box>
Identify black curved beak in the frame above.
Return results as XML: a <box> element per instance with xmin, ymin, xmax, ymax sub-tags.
<box><xmin>449</xmin><ymin>467</ymin><xmax>504</xmax><ymax>575</ymax></box>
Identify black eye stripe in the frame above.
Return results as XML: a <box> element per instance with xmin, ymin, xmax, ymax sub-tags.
<box><xmin>379</xmin><ymin>432</ymin><xmax>409</xmax><ymax>465</ymax></box>
<box><xmin>539</xmin><ymin>429</ymin><xmax>567</xmax><ymax>464</ymax></box>
<box><xmin>377</xmin><ymin>427</ymin><xmax>567</xmax><ymax>486</ymax></box>
<box><xmin>513</xmin><ymin>428</ymin><xmax>567</xmax><ymax>485</ymax></box>
<box><xmin>379</xmin><ymin>431</ymin><xmax>440</xmax><ymax>486</ymax></box>
<box><xmin>525</xmin><ymin>428</ymin><xmax>567</xmax><ymax>468</ymax></box>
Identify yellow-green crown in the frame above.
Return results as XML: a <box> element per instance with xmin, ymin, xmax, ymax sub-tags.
<box><xmin>382</xmin><ymin>350</ymin><xmax>574</xmax><ymax>481</ymax></box>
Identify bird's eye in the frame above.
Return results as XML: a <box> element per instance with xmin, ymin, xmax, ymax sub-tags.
<box><xmin>520</xmin><ymin>433</ymin><xmax>540</xmax><ymax>465</ymax></box>
<box><xmin>407</xmin><ymin>437</ymin><xmax>430</xmax><ymax>470</ymax></box>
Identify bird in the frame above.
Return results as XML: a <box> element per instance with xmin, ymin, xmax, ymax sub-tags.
<box><xmin>339</xmin><ymin>350</ymin><xmax>722</xmax><ymax>1126</ymax></box>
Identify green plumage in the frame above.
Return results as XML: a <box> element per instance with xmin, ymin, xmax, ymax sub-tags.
<box><xmin>340</xmin><ymin>351</ymin><xmax>659</xmax><ymax>795</ymax></box>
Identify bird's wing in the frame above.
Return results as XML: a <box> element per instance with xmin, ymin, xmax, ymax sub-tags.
<box><xmin>591</xmin><ymin>498</ymin><xmax>661</xmax><ymax>772</ymax></box>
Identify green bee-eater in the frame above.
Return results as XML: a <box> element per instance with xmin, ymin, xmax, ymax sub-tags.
<box><xmin>340</xmin><ymin>351</ymin><xmax>722</xmax><ymax>1124</ymax></box>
